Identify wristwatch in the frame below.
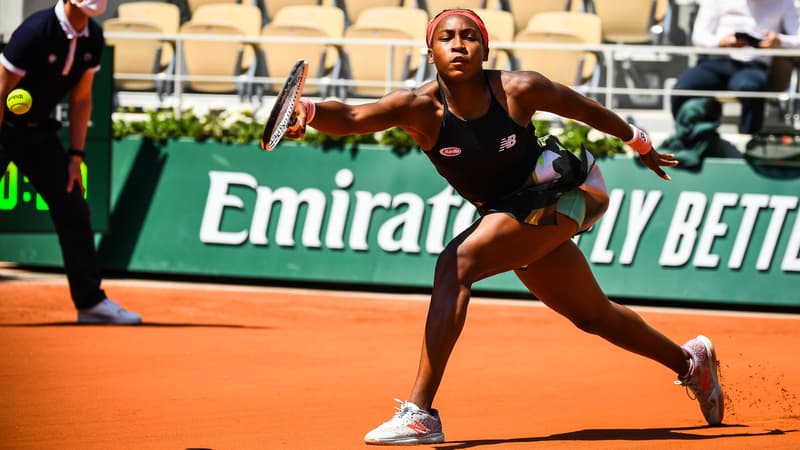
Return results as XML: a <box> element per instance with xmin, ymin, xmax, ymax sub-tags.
<box><xmin>67</xmin><ymin>148</ymin><xmax>85</xmax><ymax>160</ymax></box>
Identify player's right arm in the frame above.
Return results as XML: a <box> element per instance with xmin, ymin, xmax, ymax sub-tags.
<box><xmin>286</xmin><ymin>87</ymin><xmax>439</xmax><ymax>147</ymax></box>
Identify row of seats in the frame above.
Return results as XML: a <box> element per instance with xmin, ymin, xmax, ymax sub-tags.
<box><xmin>174</xmin><ymin>0</ymin><xmax>571</xmax><ymax>32</ymax></box>
<box><xmin>103</xmin><ymin>1</ymin><xmax>670</xmax><ymax>99</ymax></box>
<box><xmin>152</xmin><ymin>0</ymin><xmax>671</xmax><ymax>43</ymax></box>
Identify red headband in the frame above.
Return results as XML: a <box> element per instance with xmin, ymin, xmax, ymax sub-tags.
<box><xmin>426</xmin><ymin>9</ymin><xmax>489</xmax><ymax>48</ymax></box>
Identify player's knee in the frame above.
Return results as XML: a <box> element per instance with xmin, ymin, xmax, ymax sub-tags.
<box><xmin>570</xmin><ymin>311</ymin><xmax>605</xmax><ymax>335</ymax></box>
<box><xmin>434</xmin><ymin>246</ymin><xmax>479</xmax><ymax>287</ymax></box>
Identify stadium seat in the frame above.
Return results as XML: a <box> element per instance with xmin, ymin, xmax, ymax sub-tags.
<box><xmin>355</xmin><ymin>7</ymin><xmax>428</xmax><ymax>73</ymax></box>
<box><xmin>423</xmin><ymin>0</ymin><xmax>485</xmax><ymax>17</ymax></box>
<box><xmin>269</xmin><ymin>4</ymin><xmax>345</xmax><ymax>39</ymax></box>
<box><xmin>505</xmin><ymin>0</ymin><xmax>572</xmax><ymax>34</ymax></box>
<box><xmin>262</xmin><ymin>0</ymin><xmax>320</xmax><ymax>23</ymax></box>
<box><xmin>189</xmin><ymin>3</ymin><xmax>262</xmax><ymax>72</ymax></box>
<box><xmin>588</xmin><ymin>0</ymin><xmax>662</xmax><ymax>107</ymax></box>
<box><xmin>514</xmin><ymin>30</ymin><xmax>586</xmax><ymax>87</ymax></box>
<box><xmin>117</xmin><ymin>2</ymin><xmax>180</xmax><ymax>34</ymax></box>
<box><xmin>186</xmin><ymin>0</ymin><xmax>240</xmax><ymax>15</ymax></box>
<box><xmin>339</xmin><ymin>26</ymin><xmax>416</xmax><ymax>98</ymax></box>
<box><xmin>525</xmin><ymin>11</ymin><xmax>601</xmax><ymax>83</ymax></box>
<box><xmin>514</xmin><ymin>12</ymin><xmax>602</xmax><ymax>90</ymax></box>
<box><xmin>473</xmin><ymin>8</ymin><xmax>516</xmax><ymax>70</ymax></box>
<box><xmin>589</xmin><ymin>0</ymin><xmax>656</xmax><ymax>44</ymax></box>
<box><xmin>337</xmin><ymin>0</ymin><xmax>403</xmax><ymax>26</ymax></box>
<box><xmin>115</xmin><ymin>2</ymin><xmax>181</xmax><ymax>93</ymax></box>
<box><xmin>179</xmin><ymin>21</ymin><xmax>254</xmax><ymax>94</ymax></box>
<box><xmin>259</xmin><ymin>5</ymin><xmax>346</xmax><ymax>95</ymax></box>
<box><xmin>259</xmin><ymin>26</ymin><xmax>332</xmax><ymax>95</ymax></box>
<box><xmin>103</xmin><ymin>19</ymin><xmax>168</xmax><ymax>92</ymax></box>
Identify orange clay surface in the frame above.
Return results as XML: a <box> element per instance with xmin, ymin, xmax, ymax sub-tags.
<box><xmin>0</xmin><ymin>266</ymin><xmax>799</xmax><ymax>450</ymax></box>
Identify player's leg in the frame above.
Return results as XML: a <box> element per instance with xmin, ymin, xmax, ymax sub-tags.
<box><xmin>366</xmin><ymin>213</ymin><xmax>577</xmax><ymax>444</ymax></box>
<box><xmin>514</xmin><ymin>237</ymin><xmax>688</xmax><ymax>374</ymax></box>
<box><xmin>514</xmin><ymin>235</ymin><xmax>723</xmax><ymax>425</ymax></box>
<box><xmin>408</xmin><ymin>213</ymin><xmax>578</xmax><ymax>410</ymax></box>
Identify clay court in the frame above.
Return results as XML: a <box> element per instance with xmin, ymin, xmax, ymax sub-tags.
<box><xmin>1</xmin><ymin>267</ymin><xmax>798</xmax><ymax>449</ymax></box>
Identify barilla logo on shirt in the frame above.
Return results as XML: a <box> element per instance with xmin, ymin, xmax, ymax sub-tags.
<box><xmin>439</xmin><ymin>147</ymin><xmax>462</xmax><ymax>157</ymax></box>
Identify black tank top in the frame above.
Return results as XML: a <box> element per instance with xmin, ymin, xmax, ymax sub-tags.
<box><xmin>425</xmin><ymin>73</ymin><xmax>541</xmax><ymax>204</ymax></box>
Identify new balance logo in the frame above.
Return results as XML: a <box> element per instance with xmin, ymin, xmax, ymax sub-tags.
<box><xmin>407</xmin><ymin>420</ymin><xmax>429</xmax><ymax>436</ymax></box>
<box><xmin>499</xmin><ymin>134</ymin><xmax>517</xmax><ymax>152</ymax></box>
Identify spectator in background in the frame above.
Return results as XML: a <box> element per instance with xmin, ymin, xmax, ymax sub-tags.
<box><xmin>0</xmin><ymin>0</ymin><xmax>142</xmax><ymax>324</ymax></box>
<box><xmin>670</xmin><ymin>0</ymin><xmax>800</xmax><ymax>134</ymax></box>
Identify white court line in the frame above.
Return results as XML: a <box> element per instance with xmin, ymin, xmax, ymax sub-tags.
<box><xmin>4</xmin><ymin>269</ymin><xmax>799</xmax><ymax>321</ymax></box>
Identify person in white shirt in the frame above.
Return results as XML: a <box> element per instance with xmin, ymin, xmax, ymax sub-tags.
<box><xmin>671</xmin><ymin>0</ymin><xmax>800</xmax><ymax>133</ymax></box>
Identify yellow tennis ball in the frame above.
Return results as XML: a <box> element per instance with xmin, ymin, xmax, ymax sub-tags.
<box><xmin>6</xmin><ymin>88</ymin><xmax>32</xmax><ymax>115</ymax></box>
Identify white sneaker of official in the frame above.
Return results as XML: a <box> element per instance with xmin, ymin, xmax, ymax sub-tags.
<box><xmin>77</xmin><ymin>298</ymin><xmax>142</xmax><ymax>325</ymax></box>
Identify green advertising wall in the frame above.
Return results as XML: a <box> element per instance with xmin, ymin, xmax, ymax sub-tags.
<box><xmin>1</xmin><ymin>138</ymin><xmax>798</xmax><ymax>309</ymax></box>
<box><xmin>0</xmin><ymin>45</ymin><xmax>112</xmax><ymax>232</ymax></box>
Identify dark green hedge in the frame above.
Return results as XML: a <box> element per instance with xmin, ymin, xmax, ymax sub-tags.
<box><xmin>113</xmin><ymin>108</ymin><xmax>626</xmax><ymax>157</ymax></box>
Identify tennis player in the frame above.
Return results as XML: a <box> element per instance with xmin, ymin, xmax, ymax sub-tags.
<box><xmin>285</xmin><ymin>9</ymin><xmax>724</xmax><ymax>445</ymax></box>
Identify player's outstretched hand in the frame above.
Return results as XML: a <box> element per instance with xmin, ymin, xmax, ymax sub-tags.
<box><xmin>639</xmin><ymin>148</ymin><xmax>678</xmax><ymax>181</ymax></box>
<box><xmin>285</xmin><ymin>101</ymin><xmax>310</xmax><ymax>140</ymax></box>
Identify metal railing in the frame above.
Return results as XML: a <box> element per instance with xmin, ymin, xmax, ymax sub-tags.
<box><xmin>104</xmin><ymin>31</ymin><xmax>800</xmax><ymax>119</ymax></box>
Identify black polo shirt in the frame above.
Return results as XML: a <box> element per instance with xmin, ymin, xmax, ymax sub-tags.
<box><xmin>1</xmin><ymin>3</ymin><xmax>104</xmax><ymax>126</ymax></box>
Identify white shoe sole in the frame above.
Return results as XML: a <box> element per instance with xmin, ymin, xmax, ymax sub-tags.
<box><xmin>696</xmin><ymin>334</ymin><xmax>724</xmax><ymax>425</ymax></box>
<box><xmin>365</xmin><ymin>432</ymin><xmax>444</xmax><ymax>445</ymax></box>
<box><xmin>77</xmin><ymin>313</ymin><xmax>142</xmax><ymax>325</ymax></box>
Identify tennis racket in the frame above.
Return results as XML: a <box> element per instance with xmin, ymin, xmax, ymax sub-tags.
<box><xmin>260</xmin><ymin>59</ymin><xmax>309</xmax><ymax>152</ymax></box>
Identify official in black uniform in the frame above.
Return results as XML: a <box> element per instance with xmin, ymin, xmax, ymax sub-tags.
<box><xmin>0</xmin><ymin>0</ymin><xmax>141</xmax><ymax>324</ymax></box>
<box><xmin>283</xmin><ymin>9</ymin><xmax>725</xmax><ymax>445</ymax></box>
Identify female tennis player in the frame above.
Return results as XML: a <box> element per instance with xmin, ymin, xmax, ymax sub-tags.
<box><xmin>284</xmin><ymin>9</ymin><xmax>724</xmax><ymax>445</ymax></box>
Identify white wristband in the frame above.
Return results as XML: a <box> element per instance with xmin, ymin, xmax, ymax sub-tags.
<box><xmin>625</xmin><ymin>124</ymin><xmax>652</xmax><ymax>155</ymax></box>
<box><xmin>300</xmin><ymin>98</ymin><xmax>316</xmax><ymax>124</ymax></box>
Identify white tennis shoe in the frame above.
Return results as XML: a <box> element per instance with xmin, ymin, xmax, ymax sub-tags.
<box><xmin>676</xmin><ymin>335</ymin><xmax>724</xmax><ymax>425</ymax></box>
<box><xmin>78</xmin><ymin>298</ymin><xmax>142</xmax><ymax>325</ymax></box>
<box><xmin>364</xmin><ymin>399</ymin><xmax>444</xmax><ymax>445</ymax></box>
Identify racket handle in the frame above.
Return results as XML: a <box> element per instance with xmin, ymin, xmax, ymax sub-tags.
<box><xmin>300</xmin><ymin>98</ymin><xmax>316</xmax><ymax>124</ymax></box>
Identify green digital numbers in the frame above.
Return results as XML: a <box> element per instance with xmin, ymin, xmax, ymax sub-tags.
<box><xmin>0</xmin><ymin>164</ymin><xmax>18</xmax><ymax>210</ymax></box>
<box><xmin>0</xmin><ymin>162</ymin><xmax>88</xmax><ymax>211</ymax></box>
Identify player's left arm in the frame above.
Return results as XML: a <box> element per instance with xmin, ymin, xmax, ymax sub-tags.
<box><xmin>66</xmin><ymin>69</ymin><xmax>96</xmax><ymax>194</ymax></box>
<box><xmin>516</xmin><ymin>71</ymin><xmax>632</xmax><ymax>140</ymax></box>
<box><xmin>517</xmin><ymin>71</ymin><xmax>678</xmax><ymax>180</ymax></box>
